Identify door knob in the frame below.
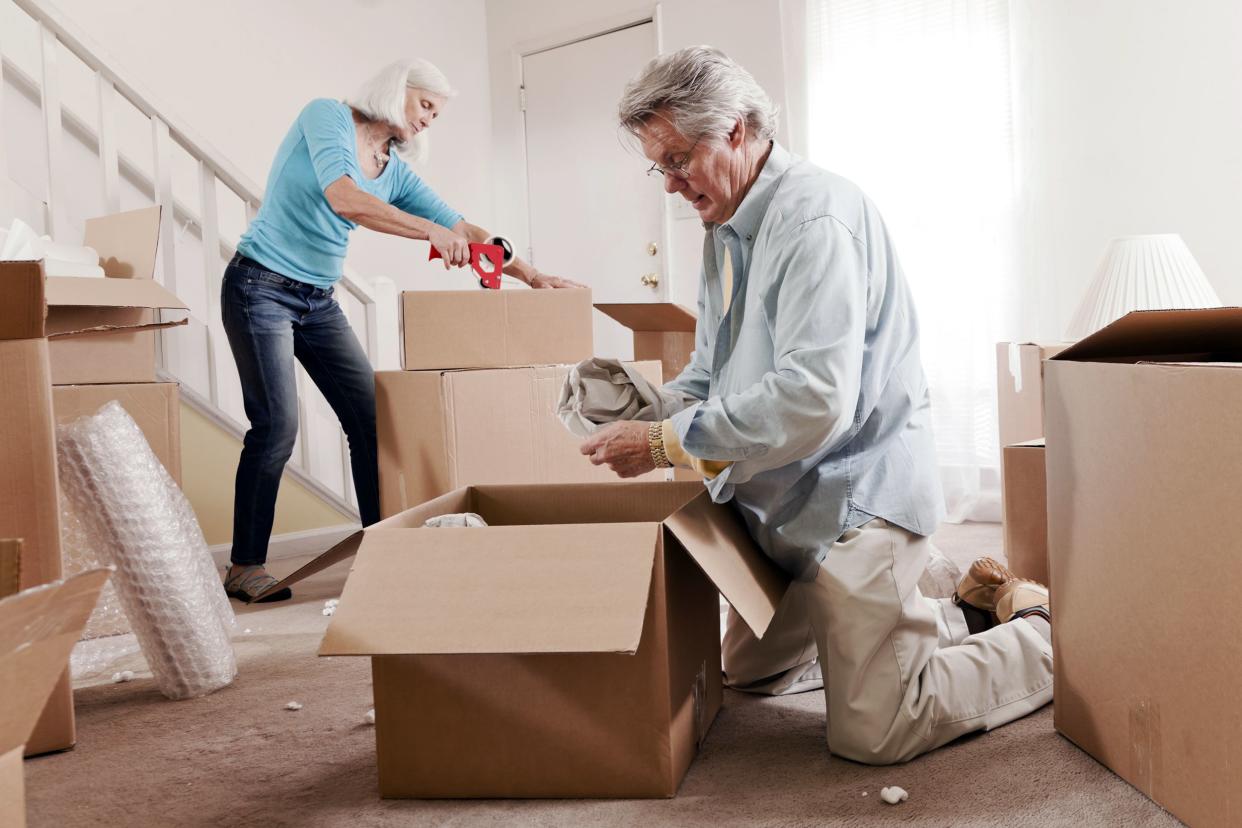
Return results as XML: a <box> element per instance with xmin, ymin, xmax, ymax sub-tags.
<box><xmin>647</xmin><ymin>242</ymin><xmax>659</xmax><ymax>256</ymax></box>
<box><xmin>640</xmin><ymin>273</ymin><xmax>660</xmax><ymax>288</ymax></box>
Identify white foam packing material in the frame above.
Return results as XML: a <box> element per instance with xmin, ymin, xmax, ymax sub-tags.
<box><xmin>57</xmin><ymin>401</ymin><xmax>237</xmax><ymax>700</ymax></box>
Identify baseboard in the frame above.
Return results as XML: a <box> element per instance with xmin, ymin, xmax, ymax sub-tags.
<box><xmin>209</xmin><ymin>523</ymin><xmax>360</xmax><ymax>568</ymax></box>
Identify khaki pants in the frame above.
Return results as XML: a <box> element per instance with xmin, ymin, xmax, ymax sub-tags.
<box><xmin>723</xmin><ymin>519</ymin><xmax>1053</xmax><ymax>765</ymax></box>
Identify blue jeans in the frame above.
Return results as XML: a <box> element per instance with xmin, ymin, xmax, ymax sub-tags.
<box><xmin>221</xmin><ymin>254</ymin><xmax>380</xmax><ymax>566</ymax></box>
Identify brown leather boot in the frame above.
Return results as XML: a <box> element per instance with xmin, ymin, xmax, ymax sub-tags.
<box><xmin>995</xmin><ymin>579</ymin><xmax>1051</xmax><ymax>624</ymax></box>
<box><xmin>953</xmin><ymin>557</ymin><xmax>1019</xmax><ymax>613</ymax></box>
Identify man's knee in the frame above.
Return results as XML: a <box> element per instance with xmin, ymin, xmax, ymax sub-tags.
<box><xmin>828</xmin><ymin>718</ymin><xmax>923</xmax><ymax>766</ymax></box>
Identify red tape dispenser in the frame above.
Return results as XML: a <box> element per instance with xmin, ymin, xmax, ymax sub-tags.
<box><xmin>429</xmin><ymin>235</ymin><xmax>514</xmax><ymax>290</ymax></box>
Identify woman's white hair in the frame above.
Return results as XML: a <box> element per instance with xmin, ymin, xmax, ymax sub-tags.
<box><xmin>618</xmin><ymin>46</ymin><xmax>778</xmax><ymax>144</ymax></box>
<box><xmin>346</xmin><ymin>59</ymin><xmax>455</xmax><ymax>163</ymax></box>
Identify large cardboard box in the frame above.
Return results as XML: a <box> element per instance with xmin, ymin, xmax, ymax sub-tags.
<box><xmin>1</xmin><ymin>207</ymin><xmax>188</xmax><ymax>386</ymax></box>
<box><xmin>0</xmin><ymin>569</ymin><xmax>109</xmax><ymax>828</ymax></box>
<box><xmin>312</xmin><ymin>481</ymin><xmax>787</xmax><ymax>798</ymax></box>
<box><xmin>1001</xmin><ymin>440</ymin><xmax>1047</xmax><ymax>584</ymax></box>
<box><xmin>52</xmin><ymin>383</ymin><xmax>182</xmax><ymax>484</ymax></box>
<box><xmin>377</xmin><ymin>361</ymin><xmax>665</xmax><ymax>518</ymax></box>
<box><xmin>1044</xmin><ymin>308</ymin><xmax>1242</xmax><ymax>828</ymax></box>
<box><xmin>400</xmin><ymin>288</ymin><xmax>593</xmax><ymax>371</ymax></box>
<box><xmin>0</xmin><ymin>214</ymin><xmax>186</xmax><ymax>755</ymax></box>
<box><xmin>596</xmin><ymin>302</ymin><xmax>697</xmax><ymax>383</ymax></box>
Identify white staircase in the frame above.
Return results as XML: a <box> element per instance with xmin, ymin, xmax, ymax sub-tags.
<box><xmin>1</xmin><ymin>0</ymin><xmax>398</xmax><ymax>519</ymax></box>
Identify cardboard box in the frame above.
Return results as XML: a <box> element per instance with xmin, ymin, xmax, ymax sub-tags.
<box><xmin>596</xmin><ymin>302</ymin><xmax>697</xmax><ymax>383</ymax></box>
<box><xmin>995</xmin><ymin>341</ymin><xmax>1070</xmax><ymax>450</ymax></box>
<box><xmin>310</xmin><ymin>480</ymin><xmax>787</xmax><ymax>798</ymax></box>
<box><xmin>0</xmin><ymin>206</ymin><xmax>188</xmax><ymax>385</ymax></box>
<box><xmin>0</xmin><ymin>215</ymin><xmax>185</xmax><ymax>753</ymax></box>
<box><xmin>400</xmin><ymin>288</ymin><xmax>593</xmax><ymax>371</ymax></box>
<box><xmin>53</xmin><ymin>383</ymin><xmax>181</xmax><ymax>484</ymax></box>
<box><xmin>1001</xmin><ymin>440</ymin><xmax>1047</xmax><ymax>584</ymax></box>
<box><xmin>377</xmin><ymin>361</ymin><xmax>665</xmax><ymax>518</ymax></box>
<box><xmin>1044</xmin><ymin>308</ymin><xmax>1242</xmax><ymax>828</ymax></box>
<box><xmin>0</xmin><ymin>569</ymin><xmax>109</xmax><ymax>828</ymax></box>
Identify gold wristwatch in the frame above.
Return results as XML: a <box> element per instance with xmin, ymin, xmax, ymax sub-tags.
<box><xmin>648</xmin><ymin>422</ymin><xmax>672</xmax><ymax>469</ymax></box>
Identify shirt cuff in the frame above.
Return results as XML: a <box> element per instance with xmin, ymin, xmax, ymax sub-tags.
<box><xmin>661</xmin><ymin>419</ymin><xmax>730</xmax><ymax>480</ymax></box>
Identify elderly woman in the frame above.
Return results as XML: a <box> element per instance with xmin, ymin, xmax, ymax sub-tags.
<box><xmin>582</xmin><ymin>47</ymin><xmax>1052</xmax><ymax>765</ymax></box>
<box><xmin>223</xmin><ymin>59</ymin><xmax>582</xmax><ymax>603</ymax></box>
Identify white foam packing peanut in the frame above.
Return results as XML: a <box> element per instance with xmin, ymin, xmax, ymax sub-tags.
<box><xmin>57</xmin><ymin>402</ymin><xmax>237</xmax><ymax>700</ymax></box>
<box><xmin>880</xmin><ymin>786</ymin><xmax>909</xmax><ymax>805</ymax></box>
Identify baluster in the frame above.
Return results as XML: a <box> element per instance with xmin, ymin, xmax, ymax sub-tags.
<box><xmin>97</xmin><ymin>73</ymin><xmax>119</xmax><ymax>213</ymax></box>
<box><xmin>39</xmin><ymin>23</ymin><xmax>66</xmax><ymax>238</ymax></box>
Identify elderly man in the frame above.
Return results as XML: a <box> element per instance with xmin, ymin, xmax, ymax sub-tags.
<box><xmin>581</xmin><ymin>46</ymin><xmax>1053</xmax><ymax>765</ymax></box>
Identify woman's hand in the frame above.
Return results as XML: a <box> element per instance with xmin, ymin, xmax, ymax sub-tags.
<box><xmin>428</xmin><ymin>226</ymin><xmax>471</xmax><ymax>268</ymax></box>
<box><xmin>530</xmin><ymin>272</ymin><xmax>589</xmax><ymax>290</ymax></box>
<box><xmin>580</xmin><ymin>421</ymin><xmax>656</xmax><ymax>478</ymax></box>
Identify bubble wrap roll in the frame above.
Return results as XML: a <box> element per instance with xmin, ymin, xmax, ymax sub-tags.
<box><xmin>57</xmin><ymin>401</ymin><xmax>236</xmax><ymax>700</ymax></box>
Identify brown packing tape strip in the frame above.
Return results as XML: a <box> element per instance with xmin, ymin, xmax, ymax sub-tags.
<box><xmin>0</xmin><ymin>540</ymin><xmax>20</xmax><ymax>599</ymax></box>
<box><xmin>45</xmin><ymin>317</ymin><xmax>188</xmax><ymax>340</ymax></box>
<box><xmin>1128</xmin><ymin>698</ymin><xmax>1163</xmax><ymax>800</ymax></box>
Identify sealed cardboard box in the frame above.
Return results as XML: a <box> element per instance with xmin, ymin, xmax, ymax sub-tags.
<box><xmin>0</xmin><ymin>569</ymin><xmax>109</xmax><ymax>828</ymax></box>
<box><xmin>400</xmin><ymin>288</ymin><xmax>593</xmax><ymax>371</ymax></box>
<box><xmin>1044</xmin><ymin>308</ymin><xmax>1242</xmax><ymax>828</ymax></box>
<box><xmin>0</xmin><ymin>207</ymin><xmax>188</xmax><ymax>386</ymax></box>
<box><xmin>1001</xmin><ymin>440</ymin><xmax>1047</xmax><ymax>584</ymax></box>
<box><xmin>595</xmin><ymin>302</ymin><xmax>697</xmax><ymax>383</ymax></box>
<box><xmin>309</xmin><ymin>481</ymin><xmax>787</xmax><ymax>798</ymax></box>
<box><xmin>376</xmin><ymin>361</ymin><xmax>664</xmax><ymax>518</ymax></box>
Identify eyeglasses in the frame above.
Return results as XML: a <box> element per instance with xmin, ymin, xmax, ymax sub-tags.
<box><xmin>646</xmin><ymin>135</ymin><xmax>702</xmax><ymax>181</ymax></box>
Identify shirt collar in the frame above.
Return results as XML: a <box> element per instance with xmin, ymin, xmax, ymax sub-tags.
<box><xmin>717</xmin><ymin>141</ymin><xmax>790</xmax><ymax>244</ymax></box>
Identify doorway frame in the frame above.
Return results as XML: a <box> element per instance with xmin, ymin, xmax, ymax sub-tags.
<box><xmin>512</xmin><ymin>5</ymin><xmax>672</xmax><ymax>303</ymax></box>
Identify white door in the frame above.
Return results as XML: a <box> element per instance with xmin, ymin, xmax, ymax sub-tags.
<box><xmin>522</xmin><ymin>22</ymin><xmax>664</xmax><ymax>361</ymax></box>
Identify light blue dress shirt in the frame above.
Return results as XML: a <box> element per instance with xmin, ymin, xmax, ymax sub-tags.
<box><xmin>238</xmin><ymin>99</ymin><xmax>462</xmax><ymax>288</ymax></box>
<box><xmin>666</xmin><ymin>142</ymin><xmax>944</xmax><ymax>581</ymax></box>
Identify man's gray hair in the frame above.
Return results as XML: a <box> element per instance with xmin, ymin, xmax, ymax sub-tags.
<box><xmin>618</xmin><ymin>46</ymin><xmax>778</xmax><ymax>143</ymax></box>
<box><xmin>346</xmin><ymin>59</ymin><xmax>455</xmax><ymax>163</ymax></box>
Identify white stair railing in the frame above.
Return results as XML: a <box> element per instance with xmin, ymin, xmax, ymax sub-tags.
<box><xmin>1</xmin><ymin>0</ymin><xmax>384</xmax><ymax>519</ymax></box>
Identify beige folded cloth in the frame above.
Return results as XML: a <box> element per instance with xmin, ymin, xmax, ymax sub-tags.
<box><xmin>556</xmin><ymin>358</ymin><xmax>694</xmax><ymax>439</ymax></box>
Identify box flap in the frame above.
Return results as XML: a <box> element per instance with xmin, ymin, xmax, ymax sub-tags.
<box><xmin>1006</xmin><ymin>438</ymin><xmax>1046</xmax><ymax>450</ymax></box>
<box><xmin>664</xmin><ymin>491</ymin><xmax>789</xmax><ymax>638</ymax></box>
<box><xmin>44</xmin><ymin>276</ymin><xmax>187</xmax><ymax>312</ymax></box>
<box><xmin>0</xmin><ymin>262</ymin><xmax>49</xmax><ymax>340</ymax></box>
<box><xmin>320</xmin><ymin>523</ymin><xmax>659</xmax><ymax>656</ymax></box>
<box><xmin>82</xmin><ymin>206</ymin><xmax>161</xmax><ymax>280</ymax></box>
<box><xmin>253</xmin><ymin>489</ymin><xmax>472</xmax><ymax>601</ymax></box>
<box><xmin>596</xmin><ymin>302</ymin><xmax>697</xmax><ymax>332</ymax></box>
<box><xmin>0</xmin><ymin>570</ymin><xmax>109</xmax><ymax>755</ymax></box>
<box><xmin>1052</xmin><ymin>307</ymin><xmax>1242</xmax><ymax>364</ymax></box>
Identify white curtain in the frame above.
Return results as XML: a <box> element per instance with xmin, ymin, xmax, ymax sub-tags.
<box><xmin>804</xmin><ymin>0</ymin><xmax>1018</xmax><ymax>522</ymax></box>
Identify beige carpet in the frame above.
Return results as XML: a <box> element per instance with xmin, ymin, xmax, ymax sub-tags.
<box><xmin>24</xmin><ymin>522</ymin><xmax>1182</xmax><ymax>827</ymax></box>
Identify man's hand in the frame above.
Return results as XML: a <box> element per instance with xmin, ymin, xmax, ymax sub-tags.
<box><xmin>580</xmin><ymin>421</ymin><xmax>656</xmax><ymax>478</ymax></box>
<box><xmin>531</xmin><ymin>272</ymin><xmax>589</xmax><ymax>290</ymax></box>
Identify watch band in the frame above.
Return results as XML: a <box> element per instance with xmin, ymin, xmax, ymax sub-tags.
<box><xmin>648</xmin><ymin>421</ymin><xmax>672</xmax><ymax>469</ymax></box>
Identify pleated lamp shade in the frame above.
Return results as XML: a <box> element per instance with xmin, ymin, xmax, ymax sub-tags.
<box><xmin>1065</xmin><ymin>234</ymin><xmax>1221</xmax><ymax>341</ymax></box>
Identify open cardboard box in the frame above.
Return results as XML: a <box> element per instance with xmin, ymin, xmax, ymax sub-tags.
<box><xmin>376</xmin><ymin>360</ymin><xmax>665</xmax><ymax>517</ymax></box>
<box><xmin>595</xmin><ymin>302</ymin><xmax>697</xmax><ymax>383</ymax></box>
<box><xmin>1044</xmin><ymin>307</ymin><xmax>1242</xmax><ymax>828</ymax></box>
<box><xmin>399</xmin><ymin>288</ymin><xmax>593</xmax><ymax>371</ymax></box>
<box><xmin>0</xmin><ymin>567</ymin><xmax>110</xmax><ymax>828</ymax></box>
<box><xmin>1001</xmin><ymin>439</ymin><xmax>1047</xmax><ymax>584</ymax></box>
<box><xmin>0</xmin><ymin>206</ymin><xmax>188</xmax><ymax>385</ymax></box>
<box><xmin>262</xmin><ymin>481</ymin><xmax>787</xmax><ymax>798</ymax></box>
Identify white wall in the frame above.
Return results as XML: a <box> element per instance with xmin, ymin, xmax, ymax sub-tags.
<box><xmin>484</xmin><ymin>0</ymin><xmax>796</xmax><ymax>310</ymax></box>
<box><xmin>6</xmin><ymin>0</ymin><xmax>495</xmax><ymax>293</ymax></box>
<box><xmin>1010</xmin><ymin>0</ymin><xmax>1242</xmax><ymax>342</ymax></box>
